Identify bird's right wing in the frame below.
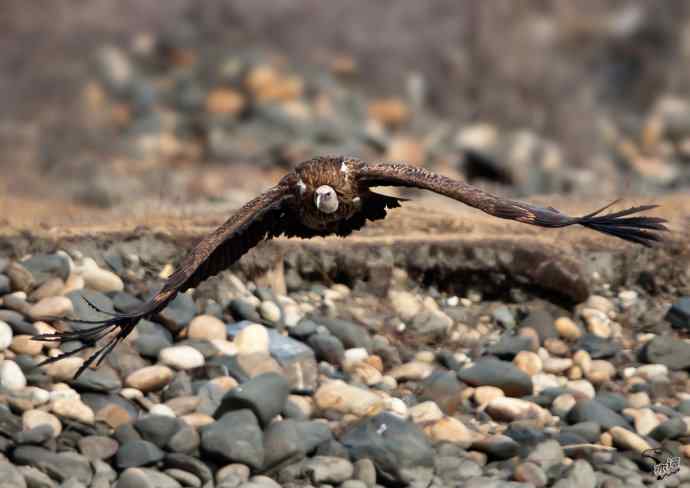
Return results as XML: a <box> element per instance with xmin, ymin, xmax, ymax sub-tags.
<box><xmin>33</xmin><ymin>182</ymin><xmax>298</xmax><ymax>377</ymax></box>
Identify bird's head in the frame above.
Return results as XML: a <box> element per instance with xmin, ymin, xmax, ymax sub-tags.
<box><xmin>314</xmin><ymin>185</ymin><xmax>339</xmax><ymax>214</ymax></box>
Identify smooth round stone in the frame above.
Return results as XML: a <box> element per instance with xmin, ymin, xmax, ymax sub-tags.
<box><xmin>0</xmin><ymin>320</ymin><xmax>13</xmax><ymax>351</ymax></box>
<box><xmin>424</xmin><ymin>416</ymin><xmax>477</xmax><ymax>447</ymax></box>
<box><xmin>387</xmin><ymin>361</ymin><xmax>434</xmax><ymax>381</ymax></box>
<box><xmin>51</xmin><ymin>398</ymin><xmax>95</xmax><ymax>424</ymax></box>
<box><xmin>125</xmin><ymin>365</ymin><xmax>174</xmax><ymax>393</ymax></box>
<box><xmin>627</xmin><ymin>408</ymin><xmax>659</xmax><ymax>436</ymax></box>
<box><xmin>566</xmin><ymin>380</ymin><xmax>595</xmax><ymax>400</ymax></box>
<box><xmin>216</xmin><ymin>463</ymin><xmax>250</xmax><ymax>484</ymax></box>
<box><xmin>514</xmin><ymin>461</ymin><xmax>548</xmax><ymax>487</ymax></box>
<box><xmin>81</xmin><ymin>264</ymin><xmax>124</xmax><ymax>293</ymax></box>
<box><xmin>473</xmin><ymin>434</ymin><xmax>520</xmax><ymax>460</ymax></box>
<box><xmin>552</xmin><ymin>394</ymin><xmax>577</xmax><ymax>417</ymax></box>
<box><xmin>474</xmin><ymin>386</ymin><xmax>505</xmax><ymax>406</ymax></box>
<box><xmin>42</xmin><ymin>356</ymin><xmax>84</xmax><ymax>381</ymax></box>
<box><xmin>514</xmin><ymin>351</ymin><xmax>542</xmax><ymax>376</ymax></box>
<box><xmin>0</xmin><ymin>359</ymin><xmax>26</xmax><ymax>391</ymax></box>
<box><xmin>585</xmin><ymin>360</ymin><xmax>615</xmax><ymax>383</ymax></box>
<box><xmin>314</xmin><ymin>380</ymin><xmax>384</xmax><ymax>417</ymax></box>
<box><xmin>343</xmin><ymin>348</ymin><xmax>369</xmax><ymax>369</ymax></box>
<box><xmin>636</xmin><ymin>364</ymin><xmax>669</xmax><ymax>380</ymax></box>
<box><xmin>350</xmin><ymin>362</ymin><xmax>383</xmax><ymax>386</ymax></box>
<box><xmin>200</xmin><ymin>409</ymin><xmax>264</xmax><ymax>469</ymax></box>
<box><xmin>542</xmin><ymin>357</ymin><xmax>573</xmax><ymax>375</ymax></box>
<box><xmin>234</xmin><ymin>323</ymin><xmax>269</xmax><ymax>355</ymax></box>
<box><xmin>188</xmin><ymin>315</ymin><xmax>226</xmax><ymax>341</ymax></box>
<box><xmin>626</xmin><ymin>391</ymin><xmax>650</xmax><ymax>409</ymax></box>
<box><xmin>134</xmin><ymin>414</ymin><xmax>181</xmax><ymax>448</ymax></box>
<box><xmin>159</xmin><ymin>345</ymin><xmax>205</xmax><ymax>370</ymax></box>
<box><xmin>214</xmin><ymin>372</ymin><xmax>290</xmax><ymax>426</ymax></box>
<box><xmin>389</xmin><ymin>290</ymin><xmax>423</xmax><ymax>321</ymax></box>
<box><xmin>302</xmin><ymin>456</ymin><xmax>354</xmax><ymax>484</ymax></box>
<box><xmin>28</xmin><ymin>296</ymin><xmax>73</xmax><ymax>320</ymax></box>
<box><xmin>150</xmin><ymin>404</ymin><xmax>177</xmax><ymax>417</ymax></box>
<box><xmin>457</xmin><ymin>358</ymin><xmax>533</xmax><ymax>397</ymax></box>
<box><xmin>486</xmin><ymin>397</ymin><xmax>552</xmax><ymax>425</ymax></box>
<box><xmin>409</xmin><ymin>401</ymin><xmax>444</xmax><ymax>424</ymax></box>
<box><xmin>116</xmin><ymin>440</ymin><xmax>165</xmax><ymax>469</ymax></box>
<box><xmin>78</xmin><ymin>435</ymin><xmax>119</xmax><ymax>460</ymax></box>
<box><xmin>10</xmin><ymin>335</ymin><xmax>43</xmax><ymax>356</ymax></box>
<box><xmin>163</xmin><ymin>468</ymin><xmax>200</xmax><ymax>487</ymax></box>
<box><xmin>584</xmin><ymin>295</ymin><xmax>615</xmax><ymax>315</ymax></box>
<box><xmin>555</xmin><ymin>317</ymin><xmax>582</xmax><ymax>341</ymax></box>
<box><xmin>259</xmin><ymin>301</ymin><xmax>281</xmax><ymax>322</ymax></box>
<box><xmin>353</xmin><ymin>458</ymin><xmax>376</xmax><ymax>487</ymax></box>
<box><xmin>30</xmin><ymin>277</ymin><xmax>65</xmax><ymax>301</ymax></box>
<box><xmin>608</xmin><ymin>426</ymin><xmax>650</xmax><ymax>453</ymax></box>
<box><xmin>23</xmin><ymin>409</ymin><xmax>62</xmax><ymax>437</ymax></box>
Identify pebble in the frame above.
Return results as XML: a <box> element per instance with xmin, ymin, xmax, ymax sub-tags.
<box><xmin>389</xmin><ymin>290</ymin><xmax>423</xmax><ymax>321</ymax></box>
<box><xmin>259</xmin><ymin>301</ymin><xmax>281</xmax><ymax>322</ymax></box>
<box><xmin>555</xmin><ymin>317</ymin><xmax>582</xmax><ymax>340</ymax></box>
<box><xmin>457</xmin><ymin>357</ymin><xmax>533</xmax><ymax>397</ymax></box>
<box><xmin>314</xmin><ymin>380</ymin><xmax>384</xmax><ymax>417</ymax></box>
<box><xmin>542</xmin><ymin>357</ymin><xmax>573</xmax><ymax>374</ymax></box>
<box><xmin>125</xmin><ymin>365</ymin><xmax>174</xmax><ymax>392</ymax></box>
<box><xmin>408</xmin><ymin>401</ymin><xmax>444</xmax><ymax>424</ymax></box>
<box><xmin>0</xmin><ymin>359</ymin><xmax>26</xmax><ymax>391</ymax></box>
<box><xmin>387</xmin><ymin>361</ymin><xmax>434</xmax><ymax>381</ymax></box>
<box><xmin>28</xmin><ymin>296</ymin><xmax>74</xmax><ymax>320</ymax></box>
<box><xmin>425</xmin><ymin>416</ymin><xmax>477</xmax><ymax>447</ymax></box>
<box><xmin>51</xmin><ymin>398</ymin><xmax>95</xmax><ymax>424</ymax></box>
<box><xmin>302</xmin><ymin>456</ymin><xmax>354</xmax><ymax>484</ymax></box>
<box><xmin>200</xmin><ymin>409</ymin><xmax>264</xmax><ymax>469</ymax></box>
<box><xmin>552</xmin><ymin>393</ymin><xmax>577</xmax><ymax>417</ymax></box>
<box><xmin>234</xmin><ymin>323</ymin><xmax>270</xmax><ymax>354</ymax></box>
<box><xmin>10</xmin><ymin>334</ymin><xmax>43</xmax><ymax>356</ymax></box>
<box><xmin>187</xmin><ymin>315</ymin><xmax>226</xmax><ymax>341</ymax></box>
<box><xmin>215</xmin><ymin>372</ymin><xmax>289</xmax><ymax>426</ymax></box>
<box><xmin>473</xmin><ymin>385</ymin><xmax>505</xmax><ymax>406</ymax></box>
<box><xmin>514</xmin><ymin>461</ymin><xmax>548</xmax><ymax>487</ymax></box>
<box><xmin>486</xmin><ymin>397</ymin><xmax>552</xmax><ymax>425</ymax></box>
<box><xmin>608</xmin><ymin>426</ymin><xmax>650</xmax><ymax>453</ymax></box>
<box><xmin>159</xmin><ymin>345</ymin><xmax>205</xmax><ymax>369</ymax></box>
<box><xmin>80</xmin><ymin>261</ymin><xmax>124</xmax><ymax>292</ymax></box>
<box><xmin>513</xmin><ymin>351</ymin><xmax>543</xmax><ymax>376</ymax></box>
<box><xmin>115</xmin><ymin>440</ymin><xmax>165</xmax><ymax>469</ymax></box>
<box><xmin>341</xmin><ymin>412</ymin><xmax>434</xmax><ymax>485</ymax></box>
<box><xmin>42</xmin><ymin>356</ymin><xmax>84</xmax><ymax>381</ymax></box>
<box><xmin>23</xmin><ymin>409</ymin><xmax>62</xmax><ymax>437</ymax></box>
<box><xmin>0</xmin><ymin>320</ymin><xmax>13</xmax><ymax>351</ymax></box>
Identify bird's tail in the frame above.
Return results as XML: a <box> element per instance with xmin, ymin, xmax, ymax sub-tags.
<box><xmin>574</xmin><ymin>200</ymin><xmax>669</xmax><ymax>247</ymax></box>
<box><xmin>31</xmin><ymin>295</ymin><xmax>153</xmax><ymax>378</ymax></box>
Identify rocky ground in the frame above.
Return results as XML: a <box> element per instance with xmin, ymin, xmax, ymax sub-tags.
<box><xmin>0</xmin><ymin>207</ymin><xmax>688</xmax><ymax>488</ymax></box>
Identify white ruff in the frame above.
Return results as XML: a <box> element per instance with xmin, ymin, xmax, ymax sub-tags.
<box><xmin>340</xmin><ymin>161</ymin><xmax>349</xmax><ymax>174</ymax></box>
<box><xmin>297</xmin><ymin>179</ymin><xmax>307</xmax><ymax>195</ymax></box>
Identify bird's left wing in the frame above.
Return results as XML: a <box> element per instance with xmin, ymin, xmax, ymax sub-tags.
<box><xmin>354</xmin><ymin>161</ymin><xmax>668</xmax><ymax>246</ymax></box>
<box><xmin>33</xmin><ymin>183</ymin><xmax>297</xmax><ymax>377</ymax></box>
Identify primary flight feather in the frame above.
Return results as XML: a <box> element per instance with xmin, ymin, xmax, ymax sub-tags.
<box><xmin>33</xmin><ymin>156</ymin><xmax>669</xmax><ymax>377</ymax></box>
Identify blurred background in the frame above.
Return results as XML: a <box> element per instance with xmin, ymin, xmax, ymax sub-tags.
<box><xmin>2</xmin><ymin>0</ymin><xmax>690</xmax><ymax>225</ymax></box>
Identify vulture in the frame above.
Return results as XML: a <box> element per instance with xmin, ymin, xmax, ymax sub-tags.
<box><xmin>33</xmin><ymin>156</ymin><xmax>668</xmax><ymax>377</ymax></box>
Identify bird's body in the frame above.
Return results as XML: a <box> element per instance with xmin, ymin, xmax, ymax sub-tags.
<box><xmin>33</xmin><ymin>156</ymin><xmax>669</xmax><ymax>377</ymax></box>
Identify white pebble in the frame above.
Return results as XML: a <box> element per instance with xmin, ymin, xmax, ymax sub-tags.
<box><xmin>0</xmin><ymin>321</ymin><xmax>13</xmax><ymax>351</ymax></box>
<box><xmin>159</xmin><ymin>345</ymin><xmax>205</xmax><ymax>370</ymax></box>
<box><xmin>0</xmin><ymin>360</ymin><xmax>26</xmax><ymax>391</ymax></box>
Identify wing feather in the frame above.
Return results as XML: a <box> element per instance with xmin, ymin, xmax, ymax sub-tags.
<box><xmin>355</xmin><ymin>162</ymin><xmax>668</xmax><ymax>246</ymax></box>
<box><xmin>32</xmin><ymin>184</ymin><xmax>298</xmax><ymax>377</ymax></box>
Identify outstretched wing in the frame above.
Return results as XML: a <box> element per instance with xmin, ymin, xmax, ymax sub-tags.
<box><xmin>354</xmin><ymin>162</ymin><xmax>668</xmax><ymax>246</ymax></box>
<box><xmin>33</xmin><ymin>183</ymin><xmax>299</xmax><ymax>377</ymax></box>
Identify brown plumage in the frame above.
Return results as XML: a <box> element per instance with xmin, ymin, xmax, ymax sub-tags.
<box><xmin>33</xmin><ymin>156</ymin><xmax>669</xmax><ymax>377</ymax></box>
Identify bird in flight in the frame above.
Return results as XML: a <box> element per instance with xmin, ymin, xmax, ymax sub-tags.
<box><xmin>33</xmin><ymin>156</ymin><xmax>668</xmax><ymax>377</ymax></box>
